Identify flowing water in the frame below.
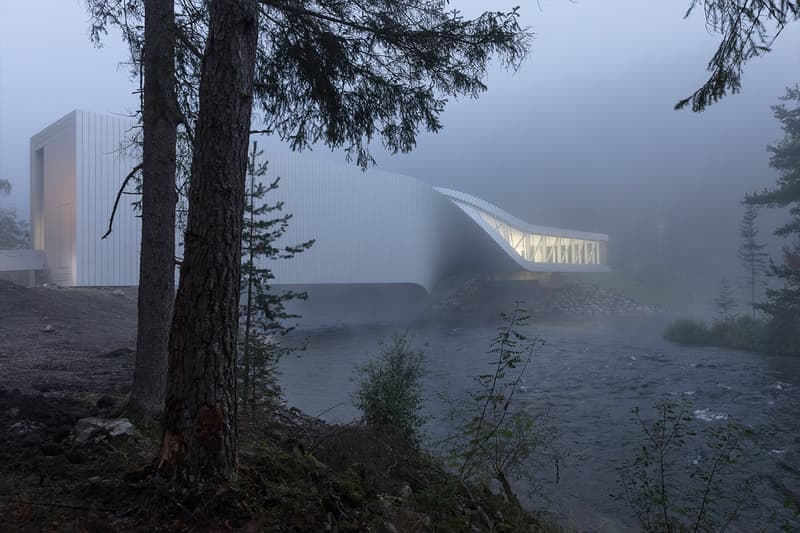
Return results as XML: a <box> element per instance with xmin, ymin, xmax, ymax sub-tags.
<box><xmin>279</xmin><ymin>313</ymin><xmax>800</xmax><ymax>531</ymax></box>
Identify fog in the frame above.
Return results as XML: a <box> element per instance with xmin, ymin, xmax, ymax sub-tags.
<box><xmin>2</xmin><ymin>3</ymin><xmax>800</xmax><ymax>531</ymax></box>
<box><xmin>2</xmin><ymin>1</ymin><xmax>798</xmax><ymax>282</ymax></box>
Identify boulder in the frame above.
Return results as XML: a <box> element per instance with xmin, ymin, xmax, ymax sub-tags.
<box><xmin>73</xmin><ymin>417</ymin><xmax>135</xmax><ymax>443</ymax></box>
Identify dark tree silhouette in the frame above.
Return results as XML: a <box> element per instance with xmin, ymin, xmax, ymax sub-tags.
<box><xmin>84</xmin><ymin>1</ymin><xmax>530</xmax><ymax>425</ymax></box>
<box><xmin>738</xmin><ymin>205</ymin><xmax>768</xmax><ymax>319</ymax></box>
<box><xmin>678</xmin><ymin>1</ymin><xmax>800</xmax><ymax>111</ymax></box>
<box><xmin>746</xmin><ymin>86</ymin><xmax>800</xmax><ymax>354</ymax></box>
<box><xmin>140</xmin><ymin>0</ymin><xmax>530</xmax><ymax>479</ymax></box>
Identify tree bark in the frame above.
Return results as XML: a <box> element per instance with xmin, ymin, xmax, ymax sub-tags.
<box><xmin>158</xmin><ymin>0</ymin><xmax>258</xmax><ymax>479</ymax></box>
<box><xmin>129</xmin><ymin>0</ymin><xmax>177</xmax><ymax>421</ymax></box>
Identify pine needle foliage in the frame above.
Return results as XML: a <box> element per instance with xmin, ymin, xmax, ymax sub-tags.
<box><xmin>85</xmin><ymin>0</ymin><xmax>531</xmax><ymax>168</ymax></box>
<box><xmin>738</xmin><ymin>205</ymin><xmax>768</xmax><ymax>319</ymax></box>
<box><xmin>677</xmin><ymin>1</ymin><xmax>800</xmax><ymax>112</ymax></box>
<box><xmin>746</xmin><ymin>86</ymin><xmax>800</xmax><ymax>355</ymax></box>
<box><xmin>239</xmin><ymin>141</ymin><xmax>314</xmax><ymax>417</ymax></box>
<box><xmin>714</xmin><ymin>279</ymin><xmax>737</xmax><ymax>326</ymax></box>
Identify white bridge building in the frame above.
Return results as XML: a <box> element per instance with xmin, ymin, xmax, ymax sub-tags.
<box><xmin>11</xmin><ymin>110</ymin><xmax>608</xmax><ymax>290</ymax></box>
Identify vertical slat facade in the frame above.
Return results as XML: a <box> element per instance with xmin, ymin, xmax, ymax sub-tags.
<box><xmin>262</xmin><ymin>148</ymin><xmax>460</xmax><ymax>291</ymax></box>
<box><xmin>75</xmin><ymin>110</ymin><xmax>141</xmax><ymax>286</ymax></box>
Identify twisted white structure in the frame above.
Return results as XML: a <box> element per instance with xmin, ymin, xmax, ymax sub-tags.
<box><xmin>27</xmin><ymin>110</ymin><xmax>608</xmax><ymax>290</ymax></box>
<box><xmin>250</xmin><ymin>150</ymin><xmax>608</xmax><ymax>292</ymax></box>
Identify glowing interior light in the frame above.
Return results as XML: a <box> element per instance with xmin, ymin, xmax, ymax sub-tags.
<box><xmin>478</xmin><ymin>211</ymin><xmax>601</xmax><ymax>265</ymax></box>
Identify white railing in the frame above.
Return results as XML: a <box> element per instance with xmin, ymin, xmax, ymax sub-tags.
<box><xmin>0</xmin><ymin>249</ymin><xmax>45</xmax><ymax>272</ymax></box>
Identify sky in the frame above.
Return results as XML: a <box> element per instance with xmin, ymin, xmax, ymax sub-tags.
<box><xmin>1</xmin><ymin>0</ymin><xmax>798</xmax><ymax>276</ymax></box>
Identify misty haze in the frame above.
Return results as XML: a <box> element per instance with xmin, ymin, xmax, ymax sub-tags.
<box><xmin>0</xmin><ymin>1</ymin><xmax>798</xmax><ymax>532</ymax></box>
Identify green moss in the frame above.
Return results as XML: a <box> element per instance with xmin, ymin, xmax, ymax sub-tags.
<box><xmin>332</xmin><ymin>464</ymin><xmax>367</xmax><ymax>506</ymax></box>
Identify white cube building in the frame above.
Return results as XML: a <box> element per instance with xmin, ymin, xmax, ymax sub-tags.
<box><xmin>30</xmin><ymin>110</ymin><xmax>141</xmax><ymax>286</ymax></box>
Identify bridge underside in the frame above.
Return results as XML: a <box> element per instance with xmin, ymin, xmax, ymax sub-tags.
<box><xmin>433</xmin><ymin>187</ymin><xmax>609</xmax><ymax>278</ymax></box>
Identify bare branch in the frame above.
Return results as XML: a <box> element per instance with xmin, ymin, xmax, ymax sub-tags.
<box><xmin>175</xmin><ymin>22</ymin><xmax>203</xmax><ymax>60</ymax></box>
<box><xmin>102</xmin><ymin>164</ymin><xmax>142</xmax><ymax>240</ymax></box>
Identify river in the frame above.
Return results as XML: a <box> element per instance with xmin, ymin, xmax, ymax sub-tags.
<box><xmin>279</xmin><ymin>312</ymin><xmax>800</xmax><ymax>531</ymax></box>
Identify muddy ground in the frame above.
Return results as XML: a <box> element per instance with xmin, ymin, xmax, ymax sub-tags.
<box><xmin>0</xmin><ymin>282</ymin><xmax>144</xmax><ymax>531</ymax></box>
<box><xmin>0</xmin><ymin>281</ymin><xmax>137</xmax><ymax>396</ymax></box>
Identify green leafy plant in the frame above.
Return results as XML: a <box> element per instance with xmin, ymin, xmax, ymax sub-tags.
<box><xmin>447</xmin><ymin>302</ymin><xmax>556</xmax><ymax>507</ymax></box>
<box><xmin>353</xmin><ymin>332</ymin><xmax>426</xmax><ymax>445</ymax></box>
<box><xmin>616</xmin><ymin>399</ymin><xmax>750</xmax><ymax>533</ymax></box>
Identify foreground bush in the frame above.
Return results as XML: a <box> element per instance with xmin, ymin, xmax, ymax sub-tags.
<box><xmin>616</xmin><ymin>399</ymin><xmax>750</xmax><ymax>533</ymax></box>
<box><xmin>446</xmin><ymin>303</ymin><xmax>557</xmax><ymax>509</ymax></box>
<box><xmin>353</xmin><ymin>333</ymin><xmax>426</xmax><ymax>445</ymax></box>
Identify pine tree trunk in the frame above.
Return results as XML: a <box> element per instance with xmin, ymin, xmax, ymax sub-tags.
<box><xmin>129</xmin><ymin>0</ymin><xmax>177</xmax><ymax>421</ymax></box>
<box><xmin>158</xmin><ymin>0</ymin><xmax>258</xmax><ymax>479</ymax></box>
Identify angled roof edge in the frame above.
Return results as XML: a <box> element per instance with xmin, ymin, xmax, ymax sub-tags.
<box><xmin>434</xmin><ymin>186</ymin><xmax>609</xmax><ymax>242</ymax></box>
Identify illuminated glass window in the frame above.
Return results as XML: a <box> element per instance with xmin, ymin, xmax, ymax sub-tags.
<box><xmin>479</xmin><ymin>211</ymin><xmax>602</xmax><ymax>265</ymax></box>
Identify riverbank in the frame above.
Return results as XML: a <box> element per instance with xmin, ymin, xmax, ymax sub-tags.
<box><xmin>0</xmin><ymin>281</ymin><xmax>565</xmax><ymax>531</ymax></box>
<box><xmin>280</xmin><ymin>313</ymin><xmax>800</xmax><ymax>532</ymax></box>
<box><xmin>3</xmin><ymin>281</ymin><xmax>797</xmax><ymax>531</ymax></box>
<box><xmin>0</xmin><ymin>386</ymin><xmax>566</xmax><ymax>532</ymax></box>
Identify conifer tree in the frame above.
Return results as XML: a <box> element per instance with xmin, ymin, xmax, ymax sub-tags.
<box><xmin>677</xmin><ymin>1</ymin><xmax>799</xmax><ymax>111</ymax></box>
<box><xmin>86</xmin><ymin>2</ymin><xmax>531</xmax><ymax>448</ymax></box>
<box><xmin>746</xmin><ymin>86</ymin><xmax>800</xmax><ymax>354</ymax></box>
<box><xmin>714</xmin><ymin>279</ymin><xmax>737</xmax><ymax>326</ymax></box>
<box><xmin>239</xmin><ymin>141</ymin><xmax>313</xmax><ymax>417</ymax></box>
<box><xmin>737</xmin><ymin>205</ymin><xmax>768</xmax><ymax>319</ymax></box>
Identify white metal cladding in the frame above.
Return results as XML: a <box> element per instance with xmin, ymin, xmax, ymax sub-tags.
<box><xmin>30</xmin><ymin>110</ymin><xmax>142</xmax><ymax>286</ymax></box>
<box><xmin>75</xmin><ymin>110</ymin><xmax>141</xmax><ymax>286</ymax></box>
<box><xmin>261</xmin><ymin>149</ymin><xmax>471</xmax><ymax>292</ymax></box>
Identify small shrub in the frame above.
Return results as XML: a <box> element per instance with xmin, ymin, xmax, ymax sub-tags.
<box><xmin>709</xmin><ymin>315</ymin><xmax>767</xmax><ymax>352</ymax></box>
<box><xmin>446</xmin><ymin>303</ymin><xmax>557</xmax><ymax>508</ymax></box>
<box><xmin>665</xmin><ymin>317</ymin><xmax>770</xmax><ymax>353</ymax></box>
<box><xmin>762</xmin><ymin>312</ymin><xmax>800</xmax><ymax>356</ymax></box>
<box><xmin>353</xmin><ymin>333</ymin><xmax>426</xmax><ymax>445</ymax></box>
<box><xmin>664</xmin><ymin>319</ymin><xmax>710</xmax><ymax>345</ymax></box>
<box><xmin>616</xmin><ymin>399</ymin><xmax>751</xmax><ymax>533</ymax></box>
<box><xmin>238</xmin><ymin>331</ymin><xmax>284</xmax><ymax>418</ymax></box>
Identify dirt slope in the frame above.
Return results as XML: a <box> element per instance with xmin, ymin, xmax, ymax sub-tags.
<box><xmin>0</xmin><ymin>281</ymin><xmax>137</xmax><ymax>396</ymax></box>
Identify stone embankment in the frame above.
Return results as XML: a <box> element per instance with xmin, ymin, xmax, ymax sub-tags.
<box><xmin>535</xmin><ymin>284</ymin><xmax>660</xmax><ymax>315</ymax></box>
<box><xmin>431</xmin><ymin>278</ymin><xmax>661</xmax><ymax>316</ymax></box>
